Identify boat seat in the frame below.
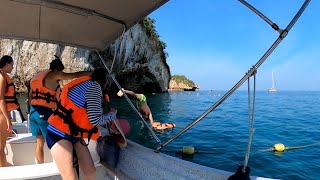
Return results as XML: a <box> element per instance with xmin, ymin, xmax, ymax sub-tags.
<box><xmin>0</xmin><ymin>162</ymin><xmax>59</xmax><ymax>180</ymax></box>
<box><xmin>6</xmin><ymin>133</ymin><xmax>53</xmax><ymax>166</ymax></box>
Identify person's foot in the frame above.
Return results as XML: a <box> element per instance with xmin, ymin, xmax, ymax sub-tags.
<box><xmin>152</xmin><ymin>122</ymin><xmax>176</xmax><ymax>130</ymax></box>
<box><xmin>152</xmin><ymin>122</ymin><xmax>161</xmax><ymax>128</ymax></box>
<box><xmin>117</xmin><ymin>88</ymin><xmax>125</xmax><ymax>97</ymax></box>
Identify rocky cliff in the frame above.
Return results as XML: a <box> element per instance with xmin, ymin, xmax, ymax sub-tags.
<box><xmin>169</xmin><ymin>80</ymin><xmax>200</xmax><ymax>90</ymax></box>
<box><xmin>169</xmin><ymin>75</ymin><xmax>200</xmax><ymax>91</ymax></box>
<box><xmin>0</xmin><ymin>21</ymin><xmax>170</xmax><ymax>93</ymax></box>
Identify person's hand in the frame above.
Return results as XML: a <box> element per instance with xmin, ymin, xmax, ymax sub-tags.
<box><xmin>110</xmin><ymin>108</ymin><xmax>117</xmax><ymax>114</ymax></box>
<box><xmin>117</xmin><ymin>88</ymin><xmax>124</xmax><ymax>97</ymax></box>
<box><xmin>7</xmin><ymin>120</ymin><xmax>13</xmax><ymax>135</ymax></box>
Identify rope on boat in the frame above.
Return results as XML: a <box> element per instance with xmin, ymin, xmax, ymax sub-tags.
<box><xmin>156</xmin><ymin>0</ymin><xmax>311</xmax><ymax>152</ymax></box>
<box><xmin>96</xmin><ymin>43</ymin><xmax>161</xmax><ymax>146</ymax></box>
<box><xmin>242</xmin><ymin>68</ymin><xmax>257</xmax><ymax>173</ymax></box>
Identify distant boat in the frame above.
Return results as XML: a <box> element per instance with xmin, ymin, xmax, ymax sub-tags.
<box><xmin>268</xmin><ymin>71</ymin><xmax>277</xmax><ymax>92</ymax></box>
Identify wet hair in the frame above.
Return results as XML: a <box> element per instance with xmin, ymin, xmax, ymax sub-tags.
<box><xmin>50</xmin><ymin>55</ymin><xmax>64</xmax><ymax>71</ymax></box>
<box><xmin>0</xmin><ymin>55</ymin><xmax>13</xmax><ymax>68</ymax></box>
<box><xmin>92</xmin><ymin>68</ymin><xmax>108</xmax><ymax>87</ymax></box>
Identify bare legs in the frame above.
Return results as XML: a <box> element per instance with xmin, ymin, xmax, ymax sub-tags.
<box><xmin>50</xmin><ymin>139</ymin><xmax>95</xmax><ymax>180</ymax></box>
<box><xmin>0</xmin><ymin>118</ymin><xmax>9</xmax><ymax>167</ymax></box>
<box><xmin>35</xmin><ymin>135</ymin><xmax>45</xmax><ymax>164</ymax></box>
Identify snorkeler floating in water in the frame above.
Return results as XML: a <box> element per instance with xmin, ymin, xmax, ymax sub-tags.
<box><xmin>151</xmin><ymin>122</ymin><xmax>176</xmax><ymax>130</ymax></box>
<box><xmin>117</xmin><ymin>88</ymin><xmax>176</xmax><ymax>130</ymax></box>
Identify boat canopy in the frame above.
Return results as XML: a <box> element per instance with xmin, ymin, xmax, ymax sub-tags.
<box><xmin>0</xmin><ymin>0</ymin><xmax>168</xmax><ymax>50</ymax></box>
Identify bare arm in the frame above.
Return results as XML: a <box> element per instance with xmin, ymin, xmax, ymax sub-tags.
<box><xmin>54</xmin><ymin>71</ymin><xmax>93</xmax><ymax>81</ymax></box>
<box><xmin>117</xmin><ymin>88</ymin><xmax>142</xmax><ymax>100</ymax></box>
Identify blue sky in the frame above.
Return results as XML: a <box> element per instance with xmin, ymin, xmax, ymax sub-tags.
<box><xmin>150</xmin><ymin>0</ymin><xmax>319</xmax><ymax>91</ymax></box>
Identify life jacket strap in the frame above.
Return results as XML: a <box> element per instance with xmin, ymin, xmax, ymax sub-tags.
<box><xmin>7</xmin><ymin>82</ymin><xmax>14</xmax><ymax>87</ymax></box>
<box><xmin>54</xmin><ymin>102</ymin><xmax>98</xmax><ymax>146</ymax></box>
<box><xmin>5</xmin><ymin>95</ymin><xmax>18</xmax><ymax>104</ymax></box>
<box><xmin>32</xmin><ymin>88</ymin><xmax>56</xmax><ymax>103</ymax></box>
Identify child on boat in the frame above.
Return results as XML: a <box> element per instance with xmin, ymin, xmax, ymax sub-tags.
<box><xmin>117</xmin><ymin>88</ymin><xmax>175</xmax><ymax>130</ymax></box>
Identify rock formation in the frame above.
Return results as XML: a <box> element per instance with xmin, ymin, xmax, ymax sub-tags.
<box><xmin>0</xmin><ymin>22</ymin><xmax>170</xmax><ymax>93</ymax></box>
<box><xmin>169</xmin><ymin>75</ymin><xmax>200</xmax><ymax>91</ymax></box>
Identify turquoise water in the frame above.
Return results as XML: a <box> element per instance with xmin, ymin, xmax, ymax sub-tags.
<box><xmin>18</xmin><ymin>91</ymin><xmax>320</xmax><ymax>179</ymax></box>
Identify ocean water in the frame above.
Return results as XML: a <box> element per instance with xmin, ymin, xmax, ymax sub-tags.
<box><xmin>110</xmin><ymin>90</ymin><xmax>320</xmax><ymax>180</ymax></box>
<box><xmin>18</xmin><ymin>91</ymin><xmax>320</xmax><ymax>179</ymax></box>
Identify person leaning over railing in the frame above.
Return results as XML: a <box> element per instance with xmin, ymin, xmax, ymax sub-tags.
<box><xmin>46</xmin><ymin>68</ymin><xmax>123</xmax><ymax>180</ymax></box>
<box><xmin>28</xmin><ymin>55</ymin><xmax>92</xmax><ymax>164</ymax></box>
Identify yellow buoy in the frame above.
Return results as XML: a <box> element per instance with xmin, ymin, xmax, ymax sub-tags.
<box><xmin>273</xmin><ymin>143</ymin><xmax>285</xmax><ymax>152</ymax></box>
<box><xmin>182</xmin><ymin>146</ymin><xmax>195</xmax><ymax>155</ymax></box>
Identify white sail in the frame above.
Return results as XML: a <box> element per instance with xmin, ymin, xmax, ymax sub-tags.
<box><xmin>268</xmin><ymin>71</ymin><xmax>277</xmax><ymax>92</ymax></box>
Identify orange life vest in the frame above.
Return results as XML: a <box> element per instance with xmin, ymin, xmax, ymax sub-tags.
<box><xmin>48</xmin><ymin>76</ymin><xmax>100</xmax><ymax>142</ymax></box>
<box><xmin>30</xmin><ymin>70</ymin><xmax>58</xmax><ymax>109</ymax></box>
<box><xmin>0</xmin><ymin>71</ymin><xmax>19</xmax><ymax>111</ymax></box>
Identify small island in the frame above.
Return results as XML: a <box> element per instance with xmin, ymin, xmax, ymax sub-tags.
<box><xmin>169</xmin><ymin>75</ymin><xmax>199</xmax><ymax>91</ymax></box>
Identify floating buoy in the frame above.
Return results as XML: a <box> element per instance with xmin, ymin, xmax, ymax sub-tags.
<box><xmin>273</xmin><ymin>143</ymin><xmax>285</xmax><ymax>152</ymax></box>
<box><xmin>182</xmin><ymin>146</ymin><xmax>195</xmax><ymax>155</ymax></box>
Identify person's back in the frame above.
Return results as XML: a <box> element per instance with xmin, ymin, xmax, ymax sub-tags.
<box><xmin>46</xmin><ymin>68</ymin><xmax>122</xmax><ymax>180</ymax></box>
<box><xmin>29</xmin><ymin>55</ymin><xmax>92</xmax><ymax>164</ymax></box>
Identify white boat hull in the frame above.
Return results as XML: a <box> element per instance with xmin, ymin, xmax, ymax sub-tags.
<box><xmin>2</xmin><ymin>123</ymin><xmax>276</xmax><ymax>180</ymax></box>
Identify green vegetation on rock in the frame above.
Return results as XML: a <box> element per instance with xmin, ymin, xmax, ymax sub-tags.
<box><xmin>171</xmin><ymin>75</ymin><xmax>196</xmax><ymax>87</ymax></box>
<box><xmin>141</xmin><ymin>17</ymin><xmax>167</xmax><ymax>50</ymax></box>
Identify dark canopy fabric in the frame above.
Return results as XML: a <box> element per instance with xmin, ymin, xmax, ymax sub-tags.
<box><xmin>0</xmin><ymin>0</ymin><xmax>168</xmax><ymax>50</ymax></box>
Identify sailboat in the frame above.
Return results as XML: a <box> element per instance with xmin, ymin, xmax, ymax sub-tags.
<box><xmin>0</xmin><ymin>0</ymin><xmax>311</xmax><ymax>179</ymax></box>
<box><xmin>268</xmin><ymin>71</ymin><xmax>277</xmax><ymax>92</ymax></box>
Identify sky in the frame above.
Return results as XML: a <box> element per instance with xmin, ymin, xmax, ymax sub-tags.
<box><xmin>150</xmin><ymin>0</ymin><xmax>320</xmax><ymax>91</ymax></box>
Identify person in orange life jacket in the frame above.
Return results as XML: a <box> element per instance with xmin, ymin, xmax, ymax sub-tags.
<box><xmin>0</xmin><ymin>55</ymin><xmax>20</xmax><ymax>167</ymax></box>
<box><xmin>29</xmin><ymin>55</ymin><xmax>92</xmax><ymax>164</ymax></box>
<box><xmin>117</xmin><ymin>88</ymin><xmax>175</xmax><ymax>130</ymax></box>
<box><xmin>46</xmin><ymin>68</ymin><xmax>118</xmax><ymax>180</ymax></box>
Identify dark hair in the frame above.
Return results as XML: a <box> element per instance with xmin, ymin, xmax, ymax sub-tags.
<box><xmin>92</xmin><ymin>68</ymin><xmax>108</xmax><ymax>87</ymax></box>
<box><xmin>50</xmin><ymin>55</ymin><xmax>64</xmax><ymax>71</ymax></box>
<box><xmin>0</xmin><ymin>55</ymin><xmax>13</xmax><ymax>68</ymax></box>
